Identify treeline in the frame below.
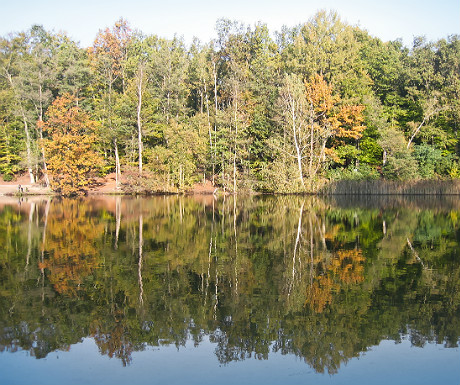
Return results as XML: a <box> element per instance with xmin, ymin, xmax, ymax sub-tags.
<box><xmin>1</xmin><ymin>11</ymin><xmax>459</xmax><ymax>194</ymax></box>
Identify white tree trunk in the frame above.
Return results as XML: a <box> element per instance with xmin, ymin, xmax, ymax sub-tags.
<box><xmin>21</xmin><ymin>112</ymin><xmax>35</xmax><ymax>184</ymax></box>
<box><xmin>114</xmin><ymin>139</ymin><xmax>121</xmax><ymax>189</ymax></box>
<box><xmin>291</xmin><ymin>99</ymin><xmax>305</xmax><ymax>188</ymax></box>
<box><xmin>137</xmin><ymin>66</ymin><xmax>143</xmax><ymax>175</ymax></box>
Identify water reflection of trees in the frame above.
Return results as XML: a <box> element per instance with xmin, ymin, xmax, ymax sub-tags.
<box><xmin>0</xmin><ymin>195</ymin><xmax>459</xmax><ymax>373</ymax></box>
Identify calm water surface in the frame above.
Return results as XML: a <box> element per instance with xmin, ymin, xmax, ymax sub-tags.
<box><xmin>0</xmin><ymin>195</ymin><xmax>459</xmax><ymax>384</ymax></box>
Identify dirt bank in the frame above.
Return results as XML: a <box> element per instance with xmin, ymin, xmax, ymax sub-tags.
<box><xmin>0</xmin><ymin>173</ymin><xmax>218</xmax><ymax>196</ymax></box>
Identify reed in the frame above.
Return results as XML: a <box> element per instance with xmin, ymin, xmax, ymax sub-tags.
<box><xmin>320</xmin><ymin>179</ymin><xmax>460</xmax><ymax>196</ymax></box>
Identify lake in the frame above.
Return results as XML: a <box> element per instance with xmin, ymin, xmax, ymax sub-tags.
<box><xmin>0</xmin><ymin>195</ymin><xmax>459</xmax><ymax>384</ymax></box>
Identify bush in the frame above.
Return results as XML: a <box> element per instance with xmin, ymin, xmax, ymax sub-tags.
<box><xmin>413</xmin><ymin>144</ymin><xmax>442</xmax><ymax>179</ymax></box>
<box><xmin>121</xmin><ymin>167</ymin><xmax>174</xmax><ymax>194</ymax></box>
<box><xmin>449</xmin><ymin>162</ymin><xmax>460</xmax><ymax>178</ymax></box>
<box><xmin>327</xmin><ymin>164</ymin><xmax>380</xmax><ymax>181</ymax></box>
<box><xmin>2</xmin><ymin>173</ymin><xmax>14</xmax><ymax>182</ymax></box>
<box><xmin>382</xmin><ymin>153</ymin><xmax>419</xmax><ymax>180</ymax></box>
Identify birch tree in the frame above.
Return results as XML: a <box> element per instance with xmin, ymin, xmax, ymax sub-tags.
<box><xmin>0</xmin><ymin>34</ymin><xmax>35</xmax><ymax>183</ymax></box>
<box><xmin>276</xmin><ymin>73</ymin><xmax>365</xmax><ymax>190</ymax></box>
<box><xmin>89</xmin><ymin>18</ymin><xmax>132</xmax><ymax>187</ymax></box>
<box><xmin>278</xmin><ymin>73</ymin><xmax>309</xmax><ymax>188</ymax></box>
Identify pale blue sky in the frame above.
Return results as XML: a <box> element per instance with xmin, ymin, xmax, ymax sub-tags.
<box><xmin>1</xmin><ymin>0</ymin><xmax>459</xmax><ymax>47</ymax></box>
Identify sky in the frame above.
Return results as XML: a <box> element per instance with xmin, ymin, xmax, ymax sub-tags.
<box><xmin>1</xmin><ymin>0</ymin><xmax>459</xmax><ymax>48</ymax></box>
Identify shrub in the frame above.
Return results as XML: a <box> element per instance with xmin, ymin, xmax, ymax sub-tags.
<box><xmin>2</xmin><ymin>172</ymin><xmax>14</xmax><ymax>182</ymax></box>
<box><xmin>327</xmin><ymin>164</ymin><xmax>380</xmax><ymax>181</ymax></box>
<box><xmin>413</xmin><ymin>144</ymin><xmax>442</xmax><ymax>179</ymax></box>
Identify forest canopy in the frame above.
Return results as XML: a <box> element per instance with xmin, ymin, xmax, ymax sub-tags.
<box><xmin>1</xmin><ymin>11</ymin><xmax>459</xmax><ymax>194</ymax></box>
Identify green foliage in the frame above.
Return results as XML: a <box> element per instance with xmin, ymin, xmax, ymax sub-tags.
<box><xmin>327</xmin><ymin>164</ymin><xmax>380</xmax><ymax>181</ymax></box>
<box><xmin>413</xmin><ymin>144</ymin><xmax>443</xmax><ymax>178</ymax></box>
<box><xmin>449</xmin><ymin>162</ymin><xmax>460</xmax><ymax>178</ymax></box>
<box><xmin>0</xmin><ymin>124</ymin><xmax>22</xmax><ymax>178</ymax></box>
<box><xmin>358</xmin><ymin>137</ymin><xmax>382</xmax><ymax>165</ymax></box>
<box><xmin>163</xmin><ymin>119</ymin><xmax>207</xmax><ymax>188</ymax></box>
<box><xmin>0</xmin><ymin>14</ymin><xmax>459</xmax><ymax>192</ymax></box>
<box><xmin>382</xmin><ymin>153</ymin><xmax>419</xmax><ymax>180</ymax></box>
<box><xmin>334</xmin><ymin>144</ymin><xmax>360</xmax><ymax>166</ymax></box>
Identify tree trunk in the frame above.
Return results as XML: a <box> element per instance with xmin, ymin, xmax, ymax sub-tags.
<box><xmin>204</xmin><ymin>80</ymin><xmax>213</xmax><ymax>184</ymax></box>
<box><xmin>292</xmin><ymin>100</ymin><xmax>305</xmax><ymax>188</ymax></box>
<box><xmin>308</xmin><ymin>116</ymin><xmax>314</xmax><ymax>180</ymax></box>
<box><xmin>21</xmin><ymin>112</ymin><xmax>35</xmax><ymax>184</ymax></box>
<box><xmin>407</xmin><ymin>117</ymin><xmax>427</xmax><ymax>149</ymax></box>
<box><xmin>233</xmin><ymin>86</ymin><xmax>238</xmax><ymax>193</ymax></box>
<box><xmin>213</xmin><ymin>61</ymin><xmax>218</xmax><ymax>185</ymax></box>
<box><xmin>38</xmin><ymin>85</ymin><xmax>50</xmax><ymax>187</ymax></box>
<box><xmin>37</xmin><ymin>123</ymin><xmax>50</xmax><ymax>188</ymax></box>
<box><xmin>137</xmin><ymin>66</ymin><xmax>143</xmax><ymax>175</ymax></box>
<box><xmin>114</xmin><ymin>139</ymin><xmax>121</xmax><ymax>189</ymax></box>
<box><xmin>6</xmin><ymin>72</ymin><xmax>35</xmax><ymax>183</ymax></box>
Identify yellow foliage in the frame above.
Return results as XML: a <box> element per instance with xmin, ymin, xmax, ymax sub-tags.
<box><xmin>335</xmin><ymin>105</ymin><xmax>366</xmax><ymax>140</ymax></box>
<box><xmin>305</xmin><ymin>248</ymin><xmax>364</xmax><ymax>313</ymax></box>
<box><xmin>41</xmin><ymin>94</ymin><xmax>103</xmax><ymax>195</ymax></box>
<box><xmin>304</xmin><ymin>74</ymin><xmax>366</xmax><ymax>141</ymax></box>
<box><xmin>305</xmin><ymin>275</ymin><xmax>335</xmax><ymax>313</ymax></box>
<box><xmin>38</xmin><ymin>200</ymin><xmax>104</xmax><ymax>296</ymax></box>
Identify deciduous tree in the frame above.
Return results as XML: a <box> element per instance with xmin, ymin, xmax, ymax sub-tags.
<box><xmin>41</xmin><ymin>94</ymin><xmax>103</xmax><ymax>195</ymax></box>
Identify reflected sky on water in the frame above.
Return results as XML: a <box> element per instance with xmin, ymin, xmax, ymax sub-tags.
<box><xmin>1</xmin><ymin>337</ymin><xmax>458</xmax><ymax>385</ymax></box>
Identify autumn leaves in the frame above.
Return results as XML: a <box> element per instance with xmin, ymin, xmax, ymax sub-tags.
<box><xmin>40</xmin><ymin>94</ymin><xmax>102</xmax><ymax>195</ymax></box>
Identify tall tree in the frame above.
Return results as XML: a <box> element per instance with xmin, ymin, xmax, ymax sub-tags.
<box><xmin>188</xmin><ymin>39</ymin><xmax>216</xmax><ymax>181</ymax></box>
<box><xmin>143</xmin><ymin>35</ymin><xmax>191</xmax><ymax>186</ymax></box>
<box><xmin>280</xmin><ymin>11</ymin><xmax>371</xmax><ymax>98</ymax></box>
<box><xmin>0</xmin><ymin>32</ymin><xmax>37</xmax><ymax>183</ymax></box>
<box><xmin>0</xmin><ymin>89</ymin><xmax>22</xmax><ymax>180</ymax></box>
<box><xmin>54</xmin><ymin>34</ymin><xmax>91</xmax><ymax>101</ymax></box>
<box><xmin>405</xmin><ymin>37</ymin><xmax>447</xmax><ymax>148</ymax></box>
<box><xmin>89</xmin><ymin>18</ymin><xmax>132</xmax><ymax>187</ymax></box>
<box><xmin>41</xmin><ymin>94</ymin><xmax>103</xmax><ymax>195</ymax></box>
<box><xmin>125</xmin><ymin>34</ymin><xmax>150</xmax><ymax>175</ymax></box>
<box><xmin>275</xmin><ymin>73</ymin><xmax>365</xmax><ymax>190</ymax></box>
<box><xmin>214</xmin><ymin>19</ymin><xmax>255</xmax><ymax>191</ymax></box>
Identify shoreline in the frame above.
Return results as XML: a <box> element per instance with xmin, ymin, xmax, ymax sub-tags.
<box><xmin>3</xmin><ymin>178</ymin><xmax>460</xmax><ymax>197</ymax></box>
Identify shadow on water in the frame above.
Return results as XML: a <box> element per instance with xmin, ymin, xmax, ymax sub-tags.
<box><xmin>323</xmin><ymin>193</ymin><xmax>460</xmax><ymax>211</ymax></box>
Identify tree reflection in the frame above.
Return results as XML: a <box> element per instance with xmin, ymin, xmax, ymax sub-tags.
<box><xmin>38</xmin><ymin>199</ymin><xmax>104</xmax><ymax>295</ymax></box>
<box><xmin>0</xmin><ymin>195</ymin><xmax>459</xmax><ymax>374</ymax></box>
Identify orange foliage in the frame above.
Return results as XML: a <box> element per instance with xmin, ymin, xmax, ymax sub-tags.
<box><xmin>305</xmin><ymin>74</ymin><xmax>337</xmax><ymax>116</ymax></box>
<box><xmin>38</xmin><ymin>200</ymin><xmax>103</xmax><ymax>296</ymax></box>
<box><xmin>305</xmin><ymin>275</ymin><xmax>335</xmax><ymax>313</ymax></box>
<box><xmin>88</xmin><ymin>18</ymin><xmax>132</xmax><ymax>81</ymax></box>
<box><xmin>304</xmin><ymin>74</ymin><xmax>366</xmax><ymax>141</ymax></box>
<box><xmin>305</xmin><ymin>248</ymin><xmax>364</xmax><ymax>313</ymax></box>
<box><xmin>335</xmin><ymin>105</ymin><xmax>366</xmax><ymax>140</ymax></box>
<box><xmin>330</xmin><ymin>249</ymin><xmax>365</xmax><ymax>285</ymax></box>
<box><xmin>41</xmin><ymin>94</ymin><xmax>103</xmax><ymax>195</ymax></box>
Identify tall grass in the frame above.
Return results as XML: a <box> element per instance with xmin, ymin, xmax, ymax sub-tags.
<box><xmin>320</xmin><ymin>179</ymin><xmax>460</xmax><ymax>195</ymax></box>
